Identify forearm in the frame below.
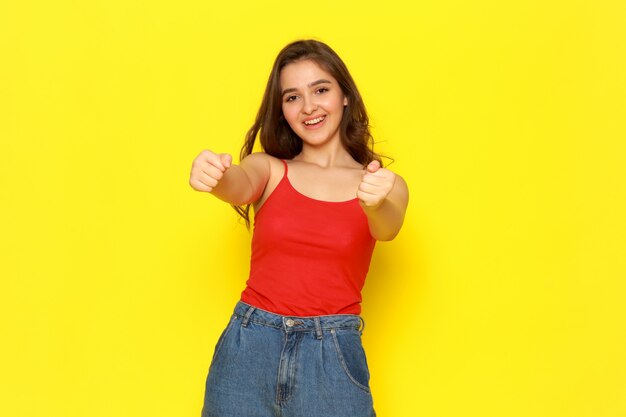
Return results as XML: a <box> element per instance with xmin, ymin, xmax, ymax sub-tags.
<box><xmin>361</xmin><ymin>198</ymin><xmax>406</xmax><ymax>241</ymax></box>
<box><xmin>210</xmin><ymin>165</ymin><xmax>256</xmax><ymax>205</ymax></box>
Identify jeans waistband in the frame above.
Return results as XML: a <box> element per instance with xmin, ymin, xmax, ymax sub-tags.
<box><xmin>233</xmin><ymin>300</ymin><xmax>365</xmax><ymax>335</ymax></box>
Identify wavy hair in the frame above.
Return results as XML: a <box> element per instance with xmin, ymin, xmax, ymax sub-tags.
<box><xmin>233</xmin><ymin>39</ymin><xmax>383</xmax><ymax>228</ymax></box>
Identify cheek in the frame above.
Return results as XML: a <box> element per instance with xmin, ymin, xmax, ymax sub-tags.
<box><xmin>282</xmin><ymin>106</ymin><xmax>299</xmax><ymax>127</ymax></box>
<box><xmin>324</xmin><ymin>95</ymin><xmax>345</xmax><ymax>112</ymax></box>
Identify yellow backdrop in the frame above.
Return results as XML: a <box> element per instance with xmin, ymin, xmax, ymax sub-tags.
<box><xmin>2</xmin><ymin>1</ymin><xmax>625</xmax><ymax>416</ymax></box>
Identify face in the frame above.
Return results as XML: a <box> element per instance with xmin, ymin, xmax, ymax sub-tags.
<box><xmin>279</xmin><ymin>59</ymin><xmax>348</xmax><ymax>148</ymax></box>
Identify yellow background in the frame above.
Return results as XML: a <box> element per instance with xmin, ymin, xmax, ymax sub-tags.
<box><xmin>1</xmin><ymin>1</ymin><xmax>625</xmax><ymax>416</ymax></box>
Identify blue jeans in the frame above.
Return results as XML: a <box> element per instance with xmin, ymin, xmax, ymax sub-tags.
<box><xmin>201</xmin><ymin>300</ymin><xmax>376</xmax><ymax>417</ymax></box>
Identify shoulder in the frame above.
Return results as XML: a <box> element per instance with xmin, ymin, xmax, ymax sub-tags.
<box><xmin>387</xmin><ymin>169</ymin><xmax>409</xmax><ymax>208</ymax></box>
<box><xmin>393</xmin><ymin>172</ymin><xmax>408</xmax><ymax>192</ymax></box>
<box><xmin>241</xmin><ymin>152</ymin><xmax>278</xmax><ymax>164</ymax></box>
<box><xmin>240</xmin><ymin>152</ymin><xmax>285</xmax><ymax>182</ymax></box>
<box><xmin>242</xmin><ymin>152</ymin><xmax>284</xmax><ymax>166</ymax></box>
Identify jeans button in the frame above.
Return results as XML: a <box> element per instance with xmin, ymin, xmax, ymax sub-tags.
<box><xmin>285</xmin><ymin>319</ymin><xmax>295</xmax><ymax>327</ymax></box>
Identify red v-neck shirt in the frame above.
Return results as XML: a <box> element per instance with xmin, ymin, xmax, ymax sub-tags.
<box><xmin>240</xmin><ymin>159</ymin><xmax>376</xmax><ymax>316</ymax></box>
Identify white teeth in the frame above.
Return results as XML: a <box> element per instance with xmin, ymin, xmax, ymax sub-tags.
<box><xmin>304</xmin><ymin>116</ymin><xmax>325</xmax><ymax>125</ymax></box>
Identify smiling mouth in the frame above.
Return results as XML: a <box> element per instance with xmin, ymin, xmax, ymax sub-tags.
<box><xmin>303</xmin><ymin>115</ymin><xmax>326</xmax><ymax>126</ymax></box>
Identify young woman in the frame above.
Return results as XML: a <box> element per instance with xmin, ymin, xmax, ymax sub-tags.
<box><xmin>189</xmin><ymin>39</ymin><xmax>409</xmax><ymax>417</ymax></box>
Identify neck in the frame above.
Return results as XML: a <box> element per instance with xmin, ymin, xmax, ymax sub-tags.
<box><xmin>294</xmin><ymin>140</ymin><xmax>357</xmax><ymax>168</ymax></box>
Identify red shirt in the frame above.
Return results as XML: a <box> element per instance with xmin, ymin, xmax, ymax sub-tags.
<box><xmin>240</xmin><ymin>159</ymin><xmax>376</xmax><ymax>316</ymax></box>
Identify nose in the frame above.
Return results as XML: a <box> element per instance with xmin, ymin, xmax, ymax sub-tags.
<box><xmin>301</xmin><ymin>94</ymin><xmax>318</xmax><ymax>114</ymax></box>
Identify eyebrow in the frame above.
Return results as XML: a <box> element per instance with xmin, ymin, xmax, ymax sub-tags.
<box><xmin>281</xmin><ymin>79</ymin><xmax>332</xmax><ymax>96</ymax></box>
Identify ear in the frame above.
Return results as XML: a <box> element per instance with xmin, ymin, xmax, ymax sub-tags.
<box><xmin>343</xmin><ymin>96</ymin><xmax>348</xmax><ymax>107</ymax></box>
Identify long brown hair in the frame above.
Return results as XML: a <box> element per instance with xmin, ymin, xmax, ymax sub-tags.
<box><xmin>234</xmin><ymin>39</ymin><xmax>383</xmax><ymax>228</ymax></box>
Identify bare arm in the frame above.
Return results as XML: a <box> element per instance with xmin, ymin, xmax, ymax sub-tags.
<box><xmin>357</xmin><ymin>161</ymin><xmax>409</xmax><ymax>241</ymax></box>
<box><xmin>189</xmin><ymin>150</ymin><xmax>271</xmax><ymax>206</ymax></box>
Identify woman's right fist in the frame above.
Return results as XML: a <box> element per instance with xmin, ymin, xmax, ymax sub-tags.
<box><xmin>189</xmin><ymin>150</ymin><xmax>233</xmax><ymax>193</ymax></box>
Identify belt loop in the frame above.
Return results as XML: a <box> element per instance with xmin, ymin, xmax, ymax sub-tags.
<box><xmin>358</xmin><ymin>316</ymin><xmax>365</xmax><ymax>335</ymax></box>
<box><xmin>242</xmin><ymin>306</ymin><xmax>255</xmax><ymax>327</ymax></box>
<box><xmin>314</xmin><ymin>317</ymin><xmax>323</xmax><ymax>339</ymax></box>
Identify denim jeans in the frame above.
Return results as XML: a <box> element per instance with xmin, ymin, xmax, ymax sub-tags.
<box><xmin>201</xmin><ymin>300</ymin><xmax>376</xmax><ymax>417</ymax></box>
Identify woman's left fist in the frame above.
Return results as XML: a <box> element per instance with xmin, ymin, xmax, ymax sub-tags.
<box><xmin>357</xmin><ymin>160</ymin><xmax>396</xmax><ymax>209</ymax></box>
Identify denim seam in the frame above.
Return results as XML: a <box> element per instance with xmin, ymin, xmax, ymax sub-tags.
<box><xmin>289</xmin><ymin>326</ymin><xmax>360</xmax><ymax>332</ymax></box>
<box><xmin>282</xmin><ymin>331</ymin><xmax>302</xmax><ymax>404</ymax></box>
<box><xmin>212</xmin><ymin>315</ymin><xmax>235</xmax><ymax>363</ymax></box>
<box><xmin>234</xmin><ymin>314</ymin><xmax>360</xmax><ymax>331</ymax></box>
<box><xmin>330</xmin><ymin>329</ymin><xmax>371</xmax><ymax>393</ymax></box>
<box><xmin>235</xmin><ymin>316</ymin><xmax>282</xmax><ymax>329</ymax></box>
<box><xmin>236</xmin><ymin>301</ymin><xmax>363</xmax><ymax>319</ymax></box>
<box><xmin>275</xmin><ymin>332</ymin><xmax>288</xmax><ymax>405</ymax></box>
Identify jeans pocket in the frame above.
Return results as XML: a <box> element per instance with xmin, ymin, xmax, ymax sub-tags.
<box><xmin>211</xmin><ymin>314</ymin><xmax>236</xmax><ymax>364</ymax></box>
<box><xmin>330</xmin><ymin>328</ymin><xmax>371</xmax><ymax>392</ymax></box>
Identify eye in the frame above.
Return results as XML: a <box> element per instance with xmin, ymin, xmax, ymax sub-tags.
<box><xmin>316</xmin><ymin>87</ymin><xmax>329</xmax><ymax>94</ymax></box>
<box><xmin>286</xmin><ymin>95</ymin><xmax>298</xmax><ymax>102</ymax></box>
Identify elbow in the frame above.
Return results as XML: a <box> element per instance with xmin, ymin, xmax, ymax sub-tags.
<box><xmin>374</xmin><ymin>233</ymin><xmax>398</xmax><ymax>242</ymax></box>
<box><xmin>371</xmin><ymin>228</ymin><xmax>401</xmax><ymax>242</ymax></box>
<box><xmin>370</xmin><ymin>218</ymin><xmax>406</xmax><ymax>241</ymax></box>
<box><xmin>230</xmin><ymin>191</ymin><xmax>258</xmax><ymax>206</ymax></box>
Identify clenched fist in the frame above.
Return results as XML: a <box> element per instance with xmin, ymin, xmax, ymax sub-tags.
<box><xmin>357</xmin><ymin>160</ymin><xmax>396</xmax><ymax>209</ymax></box>
<box><xmin>189</xmin><ymin>150</ymin><xmax>233</xmax><ymax>193</ymax></box>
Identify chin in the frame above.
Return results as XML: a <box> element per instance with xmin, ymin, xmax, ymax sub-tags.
<box><xmin>299</xmin><ymin>134</ymin><xmax>333</xmax><ymax>146</ymax></box>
